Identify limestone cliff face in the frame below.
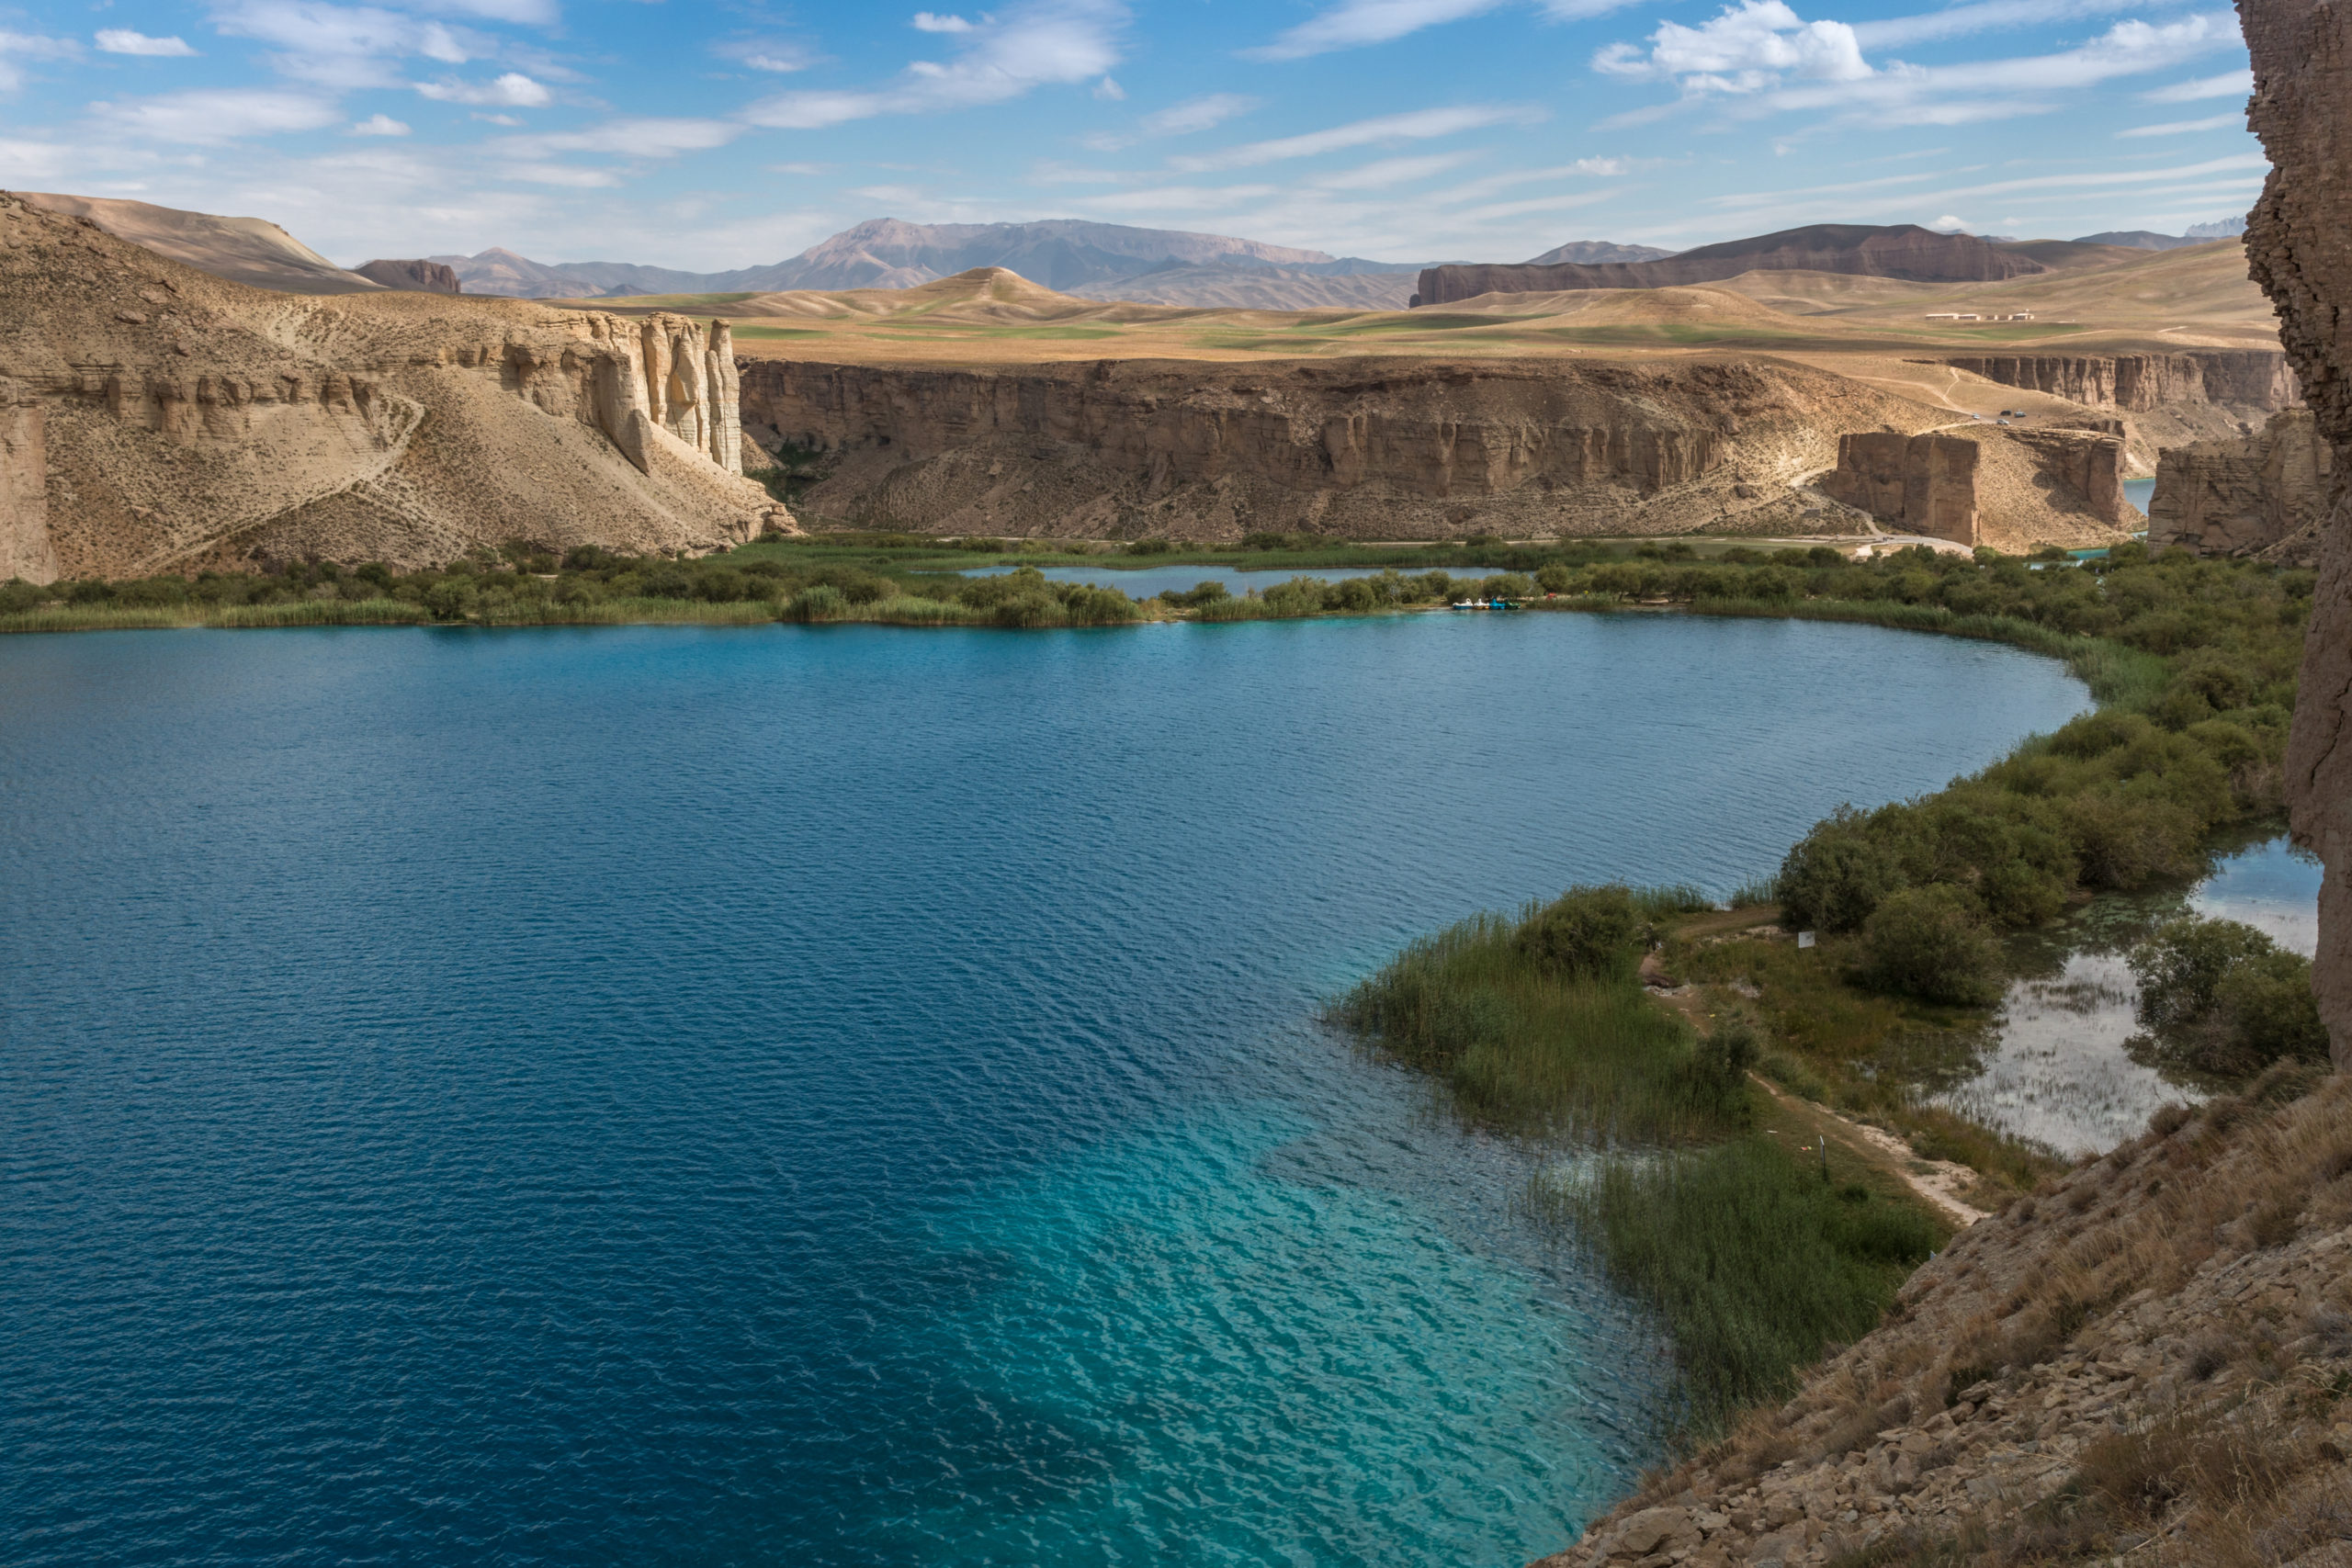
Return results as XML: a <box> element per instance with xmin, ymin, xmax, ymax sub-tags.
<box><xmin>2244</xmin><ymin>0</ymin><xmax>2352</xmax><ymax>1066</ymax></box>
<box><xmin>0</xmin><ymin>193</ymin><xmax>775</xmax><ymax>581</ymax></box>
<box><xmin>738</xmin><ymin>355</ymin><xmax>1988</xmax><ymax>541</ymax></box>
<box><xmin>2147</xmin><ymin>409</ymin><xmax>2331</xmax><ymax>559</ymax></box>
<box><xmin>1939</xmin><ymin>351</ymin><xmax>2298</xmax><ymax>413</ymax></box>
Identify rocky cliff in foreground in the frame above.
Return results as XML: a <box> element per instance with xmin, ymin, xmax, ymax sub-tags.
<box><xmin>2251</xmin><ymin>0</ymin><xmax>2352</xmax><ymax>1070</ymax></box>
<box><xmin>0</xmin><ymin>193</ymin><xmax>780</xmax><ymax>581</ymax></box>
<box><xmin>2149</xmin><ymin>409</ymin><xmax>2332</xmax><ymax>561</ymax></box>
<box><xmin>1535</xmin><ymin>1067</ymin><xmax>2352</xmax><ymax>1568</ymax></box>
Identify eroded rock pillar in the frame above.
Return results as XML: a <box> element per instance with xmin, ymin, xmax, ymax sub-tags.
<box><xmin>0</xmin><ymin>378</ymin><xmax>55</xmax><ymax>583</ymax></box>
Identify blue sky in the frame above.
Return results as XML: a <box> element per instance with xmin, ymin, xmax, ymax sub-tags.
<box><xmin>0</xmin><ymin>0</ymin><xmax>2261</xmax><ymax>269</ymax></box>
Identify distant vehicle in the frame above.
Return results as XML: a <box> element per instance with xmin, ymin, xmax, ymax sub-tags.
<box><xmin>1997</xmin><ymin>419</ymin><xmax>2011</xmax><ymax>426</ymax></box>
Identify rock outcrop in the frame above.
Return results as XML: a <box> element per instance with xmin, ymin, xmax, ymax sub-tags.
<box><xmin>737</xmin><ymin>355</ymin><xmax>1962</xmax><ymax>541</ymax></box>
<box><xmin>2245</xmin><ymin>0</ymin><xmax>2352</xmax><ymax>1066</ymax></box>
<box><xmin>0</xmin><ymin>192</ymin><xmax>775</xmax><ymax>581</ymax></box>
<box><xmin>1534</xmin><ymin>1069</ymin><xmax>2352</xmax><ymax>1568</ymax></box>
<box><xmin>2148</xmin><ymin>409</ymin><xmax>2332</xmax><ymax>559</ymax></box>
<box><xmin>1417</xmin><ymin>225</ymin><xmax>2043</xmax><ymax>306</ymax></box>
<box><xmin>737</xmin><ymin>355</ymin><xmax>2127</xmax><ymax>546</ymax></box>
<box><xmin>356</xmin><ymin>258</ymin><xmax>461</xmax><ymax>295</ymax></box>
<box><xmin>1817</xmin><ymin>434</ymin><xmax>1982</xmax><ymax>544</ymax></box>
<box><xmin>1939</xmin><ymin>352</ymin><xmax>2298</xmax><ymax>413</ymax></box>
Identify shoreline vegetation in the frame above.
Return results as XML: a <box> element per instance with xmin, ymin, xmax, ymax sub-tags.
<box><xmin>7</xmin><ymin>527</ymin><xmax>2325</xmax><ymax>1444</ymax></box>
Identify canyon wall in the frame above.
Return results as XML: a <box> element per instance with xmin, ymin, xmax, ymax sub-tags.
<box><xmin>1817</xmin><ymin>434</ymin><xmax>1981</xmax><ymax>544</ymax></box>
<box><xmin>2147</xmin><ymin>408</ymin><xmax>2331</xmax><ymax>559</ymax></box>
<box><xmin>739</xmin><ymin>355</ymin><xmax>1986</xmax><ymax>541</ymax></box>
<box><xmin>2246</xmin><ymin>0</ymin><xmax>2352</xmax><ymax>1066</ymax></box>
<box><xmin>1939</xmin><ymin>351</ymin><xmax>2298</xmax><ymax>413</ymax></box>
<box><xmin>0</xmin><ymin>192</ymin><xmax>778</xmax><ymax>580</ymax></box>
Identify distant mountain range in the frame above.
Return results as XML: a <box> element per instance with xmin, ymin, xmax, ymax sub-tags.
<box><xmin>424</xmin><ymin>219</ymin><xmax>1688</xmax><ymax>311</ymax></box>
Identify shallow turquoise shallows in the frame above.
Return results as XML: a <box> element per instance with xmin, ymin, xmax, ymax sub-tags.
<box><xmin>0</xmin><ymin>614</ymin><xmax>2090</xmax><ymax>1567</ymax></box>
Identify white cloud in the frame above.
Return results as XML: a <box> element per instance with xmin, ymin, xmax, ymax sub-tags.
<box><xmin>715</xmin><ymin>39</ymin><xmax>819</xmax><ymax>73</ymax></box>
<box><xmin>1312</xmin><ymin>151</ymin><xmax>1478</xmax><ymax>188</ymax></box>
<box><xmin>2117</xmin><ymin>111</ymin><xmax>2239</xmax><ymax>136</ymax></box>
<box><xmin>1600</xmin><ymin>6</ymin><xmax>2243</xmax><ymax>125</ymax></box>
<box><xmin>1238</xmin><ymin>0</ymin><xmax>1634</xmax><ymax>61</ymax></box>
<box><xmin>1170</xmin><ymin>104</ymin><xmax>1543</xmax><ymax>171</ymax></box>
<box><xmin>90</xmin><ymin>87</ymin><xmax>343</xmax><ymax>141</ymax></box>
<box><xmin>415</xmin><ymin>71</ymin><xmax>551</xmax><ymax>106</ymax></box>
<box><xmin>1851</xmin><ymin>0</ymin><xmax>2205</xmax><ymax>50</ymax></box>
<box><xmin>0</xmin><ymin>138</ymin><xmax>72</xmax><ymax>178</ymax></box>
<box><xmin>350</xmin><ymin>112</ymin><xmax>410</xmax><ymax>134</ymax></box>
<box><xmin>501</xmin><ymin>162</ymin><xmax>621</xmax><ymax>187</ymax></box>
<box><xmin>912</xmin><ymin>12</ymin><xmax>975</xmax><ymax>31</ymax></box>
<box><xmin>1244</xmin><ymin>0</ymin><xmax>1509</xmax><ymax>61</ymax></box>
<box><xmin>1140</xmin><ymin>93</ymin><xmax>1256</xmax><ymax>136</ymax></box>
<box><xmin>1573</xmin><ymin>155</ymin><xmax>1632</xmax><ymax>175</ymax></box>
<box><xmin>1093</xmin><ymin>75</ymin><xmax>1125</xmax><ymax>99</ymax></box>
<box><xmin>1927</xmin><ymin>213</ymin><xmax>1967</xmax><ymax>230</ymax></box>
<box><xmin>744</xmin><ymin>0</ymin><xmax>1125</xmax><ymax>130</ymax></box>
<box><xmin>213</xmin><ymin>2</ymin><xmax>476</xmax><ymax>89</ymax></box>
<box><xmin>498</xmin><ymin>117</ymin><xmax>738</xmax><ymax>159</ymax></box>
<box><xmin>96</xmin><ymin>29</ymin><xmax>198</xmax><ymax>57</ymax></box>
<box><xmin>2144</xmin><ymin>66</ymin><xmax>2250</xmax><ymax>100</ymax></box>
<box><xmin>0</xmin><ymin>29</ymin><xmax>79</xmax><ymax>91</ymax></box>
<box><xmin>1595</xmin><ymin>1</ymin><xmax>1871</xmax><ymax>95</ymax></box>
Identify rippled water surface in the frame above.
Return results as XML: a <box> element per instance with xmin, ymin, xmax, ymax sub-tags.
<box><xmin>0</xmin><ymin>615</ymin><xmax>2090</xmax><ymax>1567</ymax></box>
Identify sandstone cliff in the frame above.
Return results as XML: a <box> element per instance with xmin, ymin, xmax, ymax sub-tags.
<box><xmin>1818</xmin><ymin>434</ymin><xmax>1981</xmax><ymax>544</ymax></box>
<box><xmin>737</xmin><ymin>355</ymin><xmax>2120</xmax><ymax>545</ymax></box>
<box><xmin>356</xmin><ymin>259</ymin><xmax>462</xmax><ymax>295</ymax></box>
<box><xmin>1535</xmin><ymin>1068</ymin><xmax>2352</xmax><ymax>1568</ymax></box>
<box><xmin>2245</xmin><ymin>0</ymin><xmax>2352</xmax><ymax>1067</ymax></box>
<box><xmin>0</xmin><ymin>192</ymin><xmax>777</xmax><ymax>581</ymax></box>
<box><xmin>1418</xmin><ymin>226</ymin><xmax>2042</xmax><ymax>307</ymax></box>
<box><xmin>1939</xmin><ymin>352</ymin><xmax>2298</xmax><ymax>414</ymax></box>
<box><xmin>2148</xmin><ymin>409</ymin><xmax>2332</xmax><ymax>560</ymax></box>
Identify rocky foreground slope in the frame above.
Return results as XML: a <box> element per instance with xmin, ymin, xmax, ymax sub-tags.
<box><xmin>1536</xmin><ymin>1067</ymin><xmax>2352</xmax><ymax>1568</ymax></box>
<box><xmin>0</xmin><ymin>193</ymin><xmax>782</xmax><ymax>581</ymax></box>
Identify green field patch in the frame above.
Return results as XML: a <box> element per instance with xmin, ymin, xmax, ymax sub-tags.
<box><xmin>731</xmin><ymin>325</ymin><xmax>826</xmax><ymax>339</ymax></box>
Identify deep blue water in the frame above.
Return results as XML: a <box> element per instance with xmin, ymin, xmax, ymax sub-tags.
<box><xmin>0</xmin><ymin>614</ymin><xmax>2090</xmax><ymax>1567</ymax></box>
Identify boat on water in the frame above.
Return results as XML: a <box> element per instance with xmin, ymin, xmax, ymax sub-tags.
<box><xmin>1451</xmin><ymin>599</ymin><xmax>1521</xmax><ymax>611</ymax></box>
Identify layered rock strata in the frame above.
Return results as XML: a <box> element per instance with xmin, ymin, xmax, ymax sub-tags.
<box><xmin>1418</xmin><ymin>225</ymin><xmax>2042</xmax><ymax>306</ymax></box>
<box><xmin>1939</xmin><ymin>352</ymin><xmax>2298</xmax><ymax>413</ymax></box>
<box><xmin>2245</xmin><ymin>0</ymin><xmax>2352</xmax><ymax>1066</ymax></box>
<box><xmin>0</xmin><ymin>192</ymin><xmax>775</xmax><ymax>581</ymax></box>
<box><xmin>1817</xmin><ymin>434</ymin><xmax>1982</xmax><ymax>543</ymax></box>
<box><xmin>2148</xmin><ymin>409</ymin><xmax>2331</xmax><ymax>559</ymax></box>
<box><xmin>736</xmin><ymin>355</ymin><xmax>2078</xmax><ymax>542</ymax></box>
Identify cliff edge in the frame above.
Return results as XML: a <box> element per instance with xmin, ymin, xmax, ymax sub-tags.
<box><xmin>2247</xmin><ymin>0</ymin><xmax>2352</xmax><ymax>1068</ymax></box>
<box><xmin>0</xmin><ymin>192</ymin><xmax>780</xmax><ymax>581</ymax></box>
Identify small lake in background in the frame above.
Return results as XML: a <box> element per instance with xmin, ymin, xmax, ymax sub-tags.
<box><xmin>1</xmin><ymin>614</ymin><xmax>2093</xmax><ymax>1567</ymax></box>
<box><xmin>1928</xmin><ymin>835</ymin><xmax>2321</xmax><ymax>1156</ymax></box>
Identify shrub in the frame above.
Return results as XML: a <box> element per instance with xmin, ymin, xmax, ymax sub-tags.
<box><xmin>1853</xmin><ymin>886</ymin><xmax>2005</xmax><ymax>1007</ymax></box>
<box><xmin>786</xmin><ymin>583</ymin><xmax>845</xmax><ymax>622</ymax></box>
<box><xmin>1779</xmin><ymin>807</ymin><xmax>1905</xmax><ymax>933</ymax></box>
<box><xmin>2131</xmin><ymin>916</ymin><xmax>2327</xmax><ymax>1075</ymax></box>
<box><xmin>1517</xmin><ymin>885</ymin><xmax>1646</xmax><ymax>980</ymax></box>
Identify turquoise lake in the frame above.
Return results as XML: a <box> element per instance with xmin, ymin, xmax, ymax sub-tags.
<box><xmin>0</xmin><ymin>613</ymin><xmax>2094</xmax><ymax>1566</ymax></box>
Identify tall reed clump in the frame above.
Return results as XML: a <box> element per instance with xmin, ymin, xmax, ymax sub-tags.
<box><xmin>1328</xmin><ymin>884</ymin><xmax>1743</xmax><ymax>1146</ymax></box>
<box><xmin>1534</xmin><ymin>1137</ymin><xmax>1944</xmax><ymax>1426</ymax></box>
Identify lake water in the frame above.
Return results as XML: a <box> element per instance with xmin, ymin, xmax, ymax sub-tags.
<box><xmin>2123</xmin><ymin>478</ymin><xmax>2155</xmax><ymax>515</ymax></box>
<box><xmin>0</xmin><ymin>615</ymin><xmax>2091</xmax><ymax>1568</ymax></box>
<box><xmin>1934</xmin><ymin>835</ymin><xmax>2323</xmax><ymax>1156</ymax></box>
